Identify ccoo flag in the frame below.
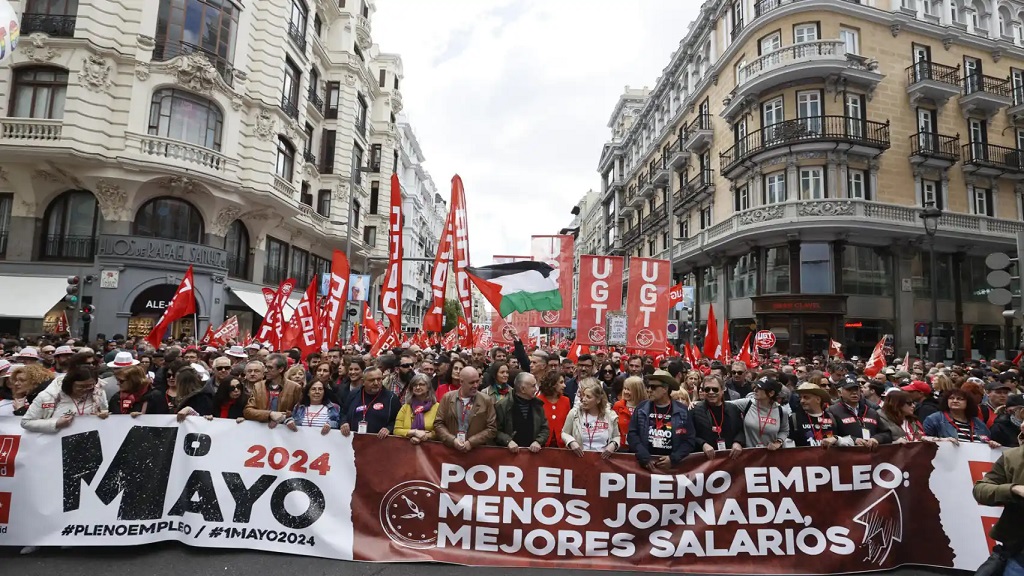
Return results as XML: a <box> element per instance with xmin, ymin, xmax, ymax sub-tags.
<box><xmin>466</xmin><ymin>261</ymin><xmax>562</xmax><ymax>317</ymax></box>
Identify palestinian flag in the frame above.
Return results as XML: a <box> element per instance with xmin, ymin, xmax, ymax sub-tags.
<box><xmin>466</xmin><ymin>262</ymin><xmax>563</xmax><ymax>317</ymax></box>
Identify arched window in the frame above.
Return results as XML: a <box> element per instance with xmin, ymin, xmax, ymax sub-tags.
<box><xmin>276</xmin><ymin>136</ymin><xmax>296</xmax><ymax>181</ymax></box>
<box><xmin>10</xmin><ymin>66</ymin><xmax>69</xmax><ymax>119</ymax></box>
<box><xmin>224</xmin><ymin>220</ymin><xmax>250</xmax><ymax>279</ymax></box>
<box><xmin>42</xmin><ymin>190</ymin><xmax>98</xmax><ymax>260</ymax></box>
<box><xmin>148</xmin><ymin>89</ymin><xmax>224</xmax><ymax>150</ymax></box>
<box><xmin>134</xmin><ymin>197</ymin><xmax>204</xmax><ymax>243</ymax></box>
<box><xmin>153</xmin><ymin>0</ymin><xmax>239</xmax><ymax>83</ymax></box>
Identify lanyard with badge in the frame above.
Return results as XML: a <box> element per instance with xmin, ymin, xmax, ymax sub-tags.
<box><xmin>358</xmin><ymin>389</ymin><xmax>380</xmax><ymax>434</ymax></box>
<box><xmin>844</xmin><ymin>403</ymin><xmax>871</xmax><ymax>440</ymax></box>
<box><xmin>457</xmin><ymin>397</ymin><xmax>473</xmax><ymax>443</ymax></box>
<box><xmin>707</xmin><ymin>404</ymin><xmax>727</xmax><ymax>451</ymax></box>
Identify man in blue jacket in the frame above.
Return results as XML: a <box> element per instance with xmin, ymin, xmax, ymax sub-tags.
<box><xmin>627</xmin><ymin>370</ymin><xmax>697</xmax><ymax>472</ymax></box>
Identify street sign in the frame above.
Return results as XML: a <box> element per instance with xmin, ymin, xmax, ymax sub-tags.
<box><xmin>754</xmin><ymin>330</ymin><xmax>776</xmax><ymax>349</ymax></box>
<box><xmin>606</xmin><ymin>311</ymin><xmax>627</xmax><ymax>346</ymax></box>
<box><xmin>915</xmin><ymin>336</ymin><xmax>928</xmax><ymax>345</ymax></box>
<box><xmin>915</xmin><ymin>322</ymin><xmax>928</xmax><ymax>336</ymax></box>
<box><xmin>347</xmin><ymin>308</ymin><xmax>358</xmax><ymax>317</ymax></box>
<box><xmin>667</xmin><ymin>320</ymin><xmax>678</xmax><ymax>337</ymax></box>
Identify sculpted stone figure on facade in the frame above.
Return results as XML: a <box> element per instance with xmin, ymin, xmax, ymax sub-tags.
<box><xmin>20</xmin><ymin>34</ymin><xmax>58</xmax><ymax>63</ymax></box>
<box><xmin>174</xmin><ymin>53</ymin><xmax>221</xmax><ymax>94</ymax></box>
<box><xmin>254</xmin><ymin>108</ymin><xmax>277</xmax><ymax>141</ymax></box>
<box><xmin>211</xmin><ymin>206</ymin><xmax>243</xmax><ymax>237</ymax></box>
<box><xmin>81</xmin><ymin>55</ymin><xmax>114</xmax><ymax>92</ymax></box>
<box><xmin>93</xmin><ymin>180</ymin><xmax>129</xmax><ymax>220</ymax></box>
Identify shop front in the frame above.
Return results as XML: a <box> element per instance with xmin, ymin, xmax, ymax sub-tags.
<box><xmin>752</xmin><ymin>295</ymin><xmax>848</xmax><ymax>358</ymax></box>
<box><xmin>126</xmin><ymin>283</ymin><xmax>200</xmax><ymax>340</ymax></box>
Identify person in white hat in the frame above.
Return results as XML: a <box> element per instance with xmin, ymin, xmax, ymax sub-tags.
<box><xmin>52</xmin><ymin>345</ymin><xmax>75</xmax><ymax>375</ymax></box>
<box><xmin>14</xmin><ymin>347</ymin><xmax>41</xmax><ymax>366</ymax></box>
<box><xmin>225</xmin><ymin>345</ymin><xmax>247</xmax><ymax>361</ymax></box>
<box><xmin>98</xmin><ymin>351</ymin><xmax>140</xmax><ymax>402</ymax></box>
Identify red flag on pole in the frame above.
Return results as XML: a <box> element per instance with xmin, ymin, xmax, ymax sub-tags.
<box><xmin>737</xmin><ymin>333</ymin><xmax>755</xmax><ymax>368</ymax></box>
<box><xmin>863</xmin><ymin>337</ymin><xmax>887</xmax><ymax>377</ymax></box>
<box><xmin>567</xmin><ymin>340</ymin><xmax>589</xmax><ymax>362</ymax></box>
<box><xmin>290</xmin><ymin>279</ymin><xmax>321</xmax><ymax>357</ymax></box>
<box><xmin>423</xmin><ymin>202</ymin><xmax>455</xmax><ymax>333</ymax></box>
<box><xmin>199</xmin><ymin>325</ymin><xmax>216</xmax><ymax>346</ymax></box>
<box><xmin>702</xmin><ymin>304</ymin><xmax>719</xmax><ymax>360</ymax></box>
<box><xmin>451</xmin><ymin>176</ymin><xmax>473</xmax><ymax>331</ymax></box>
<box><xmin>667</xmin><ymin>283</ymin><xmax>684</xmax><ymax>308</ymax></box>
<box><xmin>145</xmin><ymin>266</ymin><xmax>196</xmax><ymax>349</ymax></box>
<box><xmin>363</xmin><ymin>302</ymin><xmax>381</xmax><ymax>344</ymax></box>
<box><xmin>54</xmin><ymin>310</ymin><xmax>69</xmax><ymax>334</ymax></box>
<box><xmin>323</xmin><ymin>250</ymin><xmax>351</xmax><ymax>347</ymax></box>
<box><xmin>380</xmin><ymin>173</ymin><xmax>404</xmax><ymax>333</ymax></box>
<box><xmin>256</xmin><ymin>278</ymin><xmax>295</xmax><ymax>350</ymax></box>
<box><xmin>720</xmin><ymin>320</ymin><xmax>730</xmax><ymax>362</ymax></box>
<box><xmin>349</xmin><ymin>323</ymin><xmax>360</xmax><ymax>345</ymax></box>
<box><xmin>829</xmin><ymin>339</ymin><xmax>844</xmax><ymax>359</ymax></box>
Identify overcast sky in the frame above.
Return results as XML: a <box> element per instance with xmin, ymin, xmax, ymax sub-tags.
<box><xmin>373</xmin><ymin>0</ymin><xmax>701</xmax><ymax>263</ymax></box>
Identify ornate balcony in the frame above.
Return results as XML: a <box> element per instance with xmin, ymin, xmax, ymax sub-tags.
<box><xmin>0</xmin><ymin>118</ymin><xmax>62</xmax><ymax>142</ymax></box>
<box><xmin>720</xmin><ymin>115</ymin><xmax>890</xmax><ymax>178</ymax></box>
<box><xmin>281</xmin><ymin>97</ymin><xmax>300</xmax><ymax>120</ymax></box>
<box><xmin>1008</xmin><ymin>86</ymin><xmax>1024</xmax><ymax>122</ymax></box>
<box><xmin>723</xmin><ymin>40</ymin><xmax>882</xmax><ymax>121</ymax></box>
<box><xmin>125</xmin><ymin>132</ymin><xmax>230</xmax><ymax>172</ymax></box>
<box><xmin>684</xmin><ymin>113</ymin><xmax>713</xmax><ymax>151</ymax></box>
<box><xmin>287</xmin><ymin>22</ymin><xmax>308</xmax><ymax>53</ymax></box>
<box><xmin>307</xmin><ymin>88</ymin><xmax>324</xmax><ymax>116</ymax></box>
<box><xmin>962</xmin><ymin>142</ymin><xmax>1024</xmax><ymax>178</ymax></box>
<box><xmin>274</xmin><ymin>175</ymin><xmax>298</xmax><ymax>197</ymax></box>
<box><xmin>628</xmin><ymin>172</ymin><xmax>650</xmax><ymax>208</ymax></box>
<box><xmin>622</xmin><ymin>225</ymin><xmax>642</xmax><ymax>248</ymax></box>
<box><xmin>19</xmin><ymin>13</ymin><xmax>76</xmax><ymax>37</ymax></box>
<box><xmin>152</xmin><ymin>40</ymin><xmax>235</xmax><ymax>88</ymax></box>
<box><xmin>355</xmin><ymin>15</ymin><xmax>372</xmax><ymax>49</ymax></box>
<box><xmin>909</xmin><ymin>132</ymin><xmax>960</xmax><ymax>169</ymax></box>
<box><xmin>754</xmin><ymin>0</ymin><xmax>782</xmax><ymax>18</ymax></box>
<box><xmin>906</xmin><ymin>61</ymin><xmax>961</xmax><ymax>106</ymax></box>
<box><xmin>642</xmin><ymin>205</ymin><xmax>668</xmax><ymax>231</ymax></box>
<box><xmin>652</xmin><ymin>156</ymin><xmax>669</xmax><ymax>185</ymax></box>
<box><xmin>674</xmin><ymin>169</ymin><xmax>715</xmax><ymax>215</ymax></box>
<box><xmin>960</xmin><ymin>73</ymin><xmax>1012</xmax><ymax>118</ymax></box>
<box><xmin>667</xmin><ymin>136</ymin><xmax>690</xmax><ymax>169</ymax></box>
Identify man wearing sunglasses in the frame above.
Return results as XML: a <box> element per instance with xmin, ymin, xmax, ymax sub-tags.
<box><xmin>691</xmin><ymin>375</ymin><xmax>744</xmax><ymax>460</ymax></box>
<box><xmin>627</xmin><ymin>370</ymin><xmax>698</xmax><ymax>472</ymax></box>
<box><xmin>727</xmin><ymin>362</ymin><xmax>753</xmax><ymax>397</ymax></box>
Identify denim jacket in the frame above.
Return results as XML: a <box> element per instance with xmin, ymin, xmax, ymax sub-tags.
<box><xmin>626</xmin><ymin>400</ymin><xmax>698</xmax><ymax>467</ymax></box>
<box><xmin>291</xmin><ymin>402</ymin><xmax>341</xmax><ymax>429</ymax></box>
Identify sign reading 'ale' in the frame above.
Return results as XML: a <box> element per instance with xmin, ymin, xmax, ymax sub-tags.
<box><xmin>626</xmin><ymin>258</ymin><xmax>670</xmax><ymax>350</ymax></box>
<box><xmin>577</xmin><ymin>255</ymin><xmax>624</xmax><ymax>346</ymax></box>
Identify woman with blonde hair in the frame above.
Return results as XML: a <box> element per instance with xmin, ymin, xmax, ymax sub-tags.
<box><xmin>931</xmin><ymin>373</ymin><xmax>956</xmax><ymax>395</ymax></box>
<box><xmin>612</xmin><ymin>376</ymin><xmax>647</xmax><ymax>450</ymax></box>
<box><xmin>562</xmin><ymin>378</ymin><xmax>620</xmax><ymax>459</ymax></box>
<box><xmin>682</xmin><ymin>370</ymin><xmax>702</xmax><ymax>397</ymax></box>
<box><xmin>284</xmin><ymin>364</ymin><xmax>307</xmax><ymax>387</ymax></box>
<box><xmin>1</xmin><ymin>364</ymin><xmax>52</xmax><ymax>417</ymax></box>
<box><xmin>671</xmin><ymin>387</ymin><xmax>692</xmax><ymax>407</ymax></box>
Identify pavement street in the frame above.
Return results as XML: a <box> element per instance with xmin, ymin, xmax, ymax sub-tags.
<box><xmin>0</xmin><ymin>543</ymin><xmax>968</xmax><ymax>576</ymax></box>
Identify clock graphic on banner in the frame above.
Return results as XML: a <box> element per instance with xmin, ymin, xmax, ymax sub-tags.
<box><xmin>379</xmin><ymin>480</ymin><xmax>440</xmax><ymax>549</ymax></box>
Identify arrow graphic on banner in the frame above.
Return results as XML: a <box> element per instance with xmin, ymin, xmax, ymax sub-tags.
<box><xmin>853</xmin><ymin>489</ymin><xmax>903</xmax><ymax>566</ymax></box>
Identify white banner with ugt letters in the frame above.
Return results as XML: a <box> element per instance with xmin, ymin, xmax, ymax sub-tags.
<box><xmin>0</xmin><ymin>416</ymin><xmax>355</xmax><ymax>559</ymax></box>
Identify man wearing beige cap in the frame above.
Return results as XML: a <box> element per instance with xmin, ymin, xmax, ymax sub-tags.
<box><xmin>52</xmin><ymin>345</ymin><xmax>74</xmax><ymax>375</ymax></box>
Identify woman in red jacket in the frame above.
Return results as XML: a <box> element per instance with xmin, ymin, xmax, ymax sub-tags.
<box><xmin>612</xmin><ymin>376</ymin><xmax>647</xmax><ymax>450</ymax></box>
<box><xmin>538</xmin><ymin>371</ymin><xmax>569</xmax><ymax>448</ymax></box>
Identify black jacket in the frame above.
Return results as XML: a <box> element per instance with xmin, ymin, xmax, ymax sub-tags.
<box><xmin>915</xmin><ymin>395</ymin><xmax>941</xmax><ymax>422</ymax></box>
<box><xmin>789</xmin><ymin>407</ymin><xmax>837</xmax><ymax>447</ymax></box>
<box><xmin>177</xmin><ymin>392</ymin><xmax>214</xmax><ymax>416</ymax></box>
<box><xmin>991</xmin><ymin>414</ymin><xmax>1022</xmax><ymax>448</ymax></box>
<box><xmin>108</xmin><ymin>388</ymin><xmax>169</xmax><ymax>415</ymax></box>
<box><xmin>827</xmin><ymin>401</ymin><xmax>892</xmax><ymax>445</ymax></box>
<box><xmin>690</xmin><ymin>401</ymin><xmax>745</xmax><ymax>450</ymax></box>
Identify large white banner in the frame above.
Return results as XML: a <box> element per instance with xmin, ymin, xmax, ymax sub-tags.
<box><xmin>0</xmin><ymin>416</ymin><xmax>354</xmax><ymax>558</ymax></box>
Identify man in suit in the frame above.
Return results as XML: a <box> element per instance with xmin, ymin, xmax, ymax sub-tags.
<box><xmin>243</xmin><ymin>353</ymin><xmax>302</xmax><ymax>427</ymax></box>
<box><xmin>435</xmin><ymin>366</ymin><xmax>497</xmax><ymax>452</ymax></box>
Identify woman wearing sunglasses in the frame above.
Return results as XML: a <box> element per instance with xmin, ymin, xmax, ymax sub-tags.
<box><xmin>596</xmin><ymin>361</ymin><xmax>618</xmax><ymax>401</ymax></box>
<box><xmin>213</xmin><ymin>377</ymin><xmax>249</xmax><ymax>421</ymax></box>
<box><xmin>691</xmin><ymin>375</ymin><xmax>744</xmax><ymax>459</ymax></box>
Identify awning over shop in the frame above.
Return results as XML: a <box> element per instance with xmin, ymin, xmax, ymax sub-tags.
<box><xmin>231</xmin><ymin>289</ymin><xmax>302</xmax><ymax>321</ymax></box>
<box><xmin>0</xmin><ymin>276</ymin><xmax>69</xmax><ymax>318</ymax></box>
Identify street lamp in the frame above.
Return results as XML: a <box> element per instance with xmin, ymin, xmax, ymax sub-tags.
<box><xmin>919</xmin><ymin>201</ymin><xmax>943</xmax><ymax>362</ymax></box>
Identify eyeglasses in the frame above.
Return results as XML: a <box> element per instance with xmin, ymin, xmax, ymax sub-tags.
<box><xmin>731</xmin><ymin>371</ymin><xmax>745</xmax><ymax>375</ymax></box>
<box><xmin>645</xmin><ymin>384</ymin><xmax>663</xmax><ymax>390</ymax></box>
<box><xmin>215</xmin><ymin>366</ymin><xmax>231</xmax><ymax>371</ymax></box>
<box><xmin>229</xmin><ymin>385</ymin><xmax>241</xmax><ymax>391</ymax></box>
<box><xmin>167</xmin><ymin>374</ymin><xmax>176</xmax><ymax>379</ymax></box>
<box><xmin>400</xmin><ymin>363</ymin><xmax>414</xmax><ymax>368</ymax></box>
<box><xmin>601</xmin><ymin>369</ymin><xmax>615</xmax><ymax>374</ymax></box>
<box><xmin>703</xmin><ymin>387</ymin><xmax>720</xmax><ymax>393</ymax></box>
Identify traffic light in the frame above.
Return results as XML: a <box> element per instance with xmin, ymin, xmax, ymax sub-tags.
<box><xmin>65</xmin><ymin>276</ymin><xmax>80</xmax><ymax>305</ymax></box>
<box><xmin>989</xmin><ymin>232</ymin><xmax>1024</xmax><ymax>321</ymax></box>
<box><xmin>81</xmin><ymin>304</ymin><xmax>95</xmax><ymax>324</ymax></box>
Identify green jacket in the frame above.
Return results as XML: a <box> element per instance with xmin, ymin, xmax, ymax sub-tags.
<box><xmin>494</xmin><ymin>394</ymin><xmax>549</xmax><ymax>447</ymax></box>
<box><xmin>973</xmin><ymin>444</ymin><xmax>1024</xmax><ymax>553</ymax></box>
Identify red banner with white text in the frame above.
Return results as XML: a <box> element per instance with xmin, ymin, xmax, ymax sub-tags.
<box><xmin>577</xmin><ymin>255</ymin><xmax>624</xmax><ymax>346</ymax></box>
<box><xmin>323</xmin><ymin>250</ymin><xmax>351</xmax><ymax>346</ymax></box>
<box><xmin>423</xmin><ymin>202</ymin><xmax>455</xmax><ymax>333</ymax></box>
<box><xmin>625</xmin><ymin>257</ymin><xmax>670</xmax><ymax>351</ymax></box>
<box><xmin>451</xmin><ymin>176</ymin><xmax>472</xmax><ymax>329</ymax></box>
<box><xmin>380</xmin><ymin>173</ymin><xmax>403</xmax><ymax>333</ymax></box>
<box><xmin>529</xmin><ymin>235</ymin><xmax>574</xmax><ymax>328</ymax></box>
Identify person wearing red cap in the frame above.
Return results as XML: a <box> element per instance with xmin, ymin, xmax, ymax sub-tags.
<box><xmin>902</xmin><ymin>379</ymin><xmax>940</xmax><ymax>421</ymax></box>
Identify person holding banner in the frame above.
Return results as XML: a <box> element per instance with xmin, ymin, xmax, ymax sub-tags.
<box><xmin>172</xmin><ymin>365</ymin><xmax>214</xmax><ymax>421</ymax></box>
<box><xmin>627</xmin><ymin>371</ymin><xmax>697</xmax><ymax>470</ymax></box>
<box><xmin>922</xmin><ymin>388</ymin><xmax>1001</xmax><ymax>447</ymax></box>
<box><xmin>212</xmin><ymin>376</ymin><xmax>248</xmax><ymax>421</ymax></box>
<box><xmin>340</xmin><ymin>367</ymin><xmax>400</xmax><ymax>439</ymax></box>
<box><xmin>244</xmin><ymin>354</ymin><xmax>302</xmax><ymax>427</ymax></box>
<box><xmin>394</xmin><ymin>373</ymin><xmax>438</xmax><ymax>444</ymax></box>
<box><xmin>972</xmin><ymin>419</ymin><xmax>1024</xmax><ymax>576</ymax></box>
<box><xmin>434</xmin><ymin>366</ymin><xmax>497</xmax><ymax>452</ymax></box>
<box><xmin>2</xmin><ymin>363</ymin><xmax>50</xmax><ymax>417</ymax></box>
<box><xmin>21</xmin><ymin>365</ymin><xmax>108</xmax><ymax>433</ymax></box>
<box><xmin>108</xmin><ymin>365</ymin><xmax>167</xmax><ymax>416</ymax></box>
<box><xmin>729</xmin><ymin>376</ymin><xmax>790</xmax><ymax>450</ymax></box>
<box><xmin>538</xmin><ymin>371</ymin><xmax>569</xmax><ymax>448</ymax></box>
<box><xmin>691</xmin><ymin>375</ymin><xmax>745</xmax><ymax>458</ymax></box>
<box><xmin>494</xmin><ymin>372</ymin><xmax>548</xmax><ymax>453</ymax></box>
<box><xmin>287</xmin><ymin>380</ymin><xmax>341</xmax><ymax>435</ymax></box>
<box><xmin>611</xmin><ymin>376</ymin><xmax>647</xmax><ymax>451</ymax></box>
<box><xmin>562</xmin><ymin>378</ymin><xmax>619</xmax><ymax>459</ymax></box>
<box><xmin>481</xmin><ymin>362</ymin><xmax>511</xmax><ymax>402</ymax></box>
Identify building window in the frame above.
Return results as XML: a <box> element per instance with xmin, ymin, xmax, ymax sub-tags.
<box><xmin>370</xmin><ymin>181</ymin><xmax>379</xmax><ymax>214</ymax></box>
<box><xmin>920</xmin><ymin>179</ymin><xmax>943</xmax><ymax>209</ymax></box>
<box><xmin>379</xmin><ymin>69</ymin><xmax>387</xmax><ymax>87</ymax></box>
<box><xmin>356</xmin><ymin>95</ymin><xmax>368</xmax><ymax>134</ymax></box>
<box><xmin>313</xmin><ymin>12</ymin><xmax>322</xmax><ymax>36</ymax></box>
<box><xmin>276</xmin><ymin>136</ymin><xmax>296</xmax><ymax>181</ymax></box>
<box><xmin>370</xmin><ymin>143</ymin><xmax>382</xmax><ymax>172</ymax></box>
<box><xmin>0</xmin><ymin>193</ymin><xmax>10</xmax><ymax>258</ymax></box>
<box><xmin>648</xmin><ymin>239</ymin><xmax>656</xmax><ymax>257</ymax></box>
<box><xmin>148</xmin><ymin>89</ymin><xmax>223</xmax><ymax>150</ymax></box>
<box><xmin>317</xmin><ymin>189</ymin><xmax>331</xmax><ymax>217</ymax></box>
<box><xmin>264</xmin><ymin>237</ymin><xmax>289</xmax><ymax>285</ymax></box>
<box><xmin>700</xmin><ymin>266</ymin><xmax>719</xmax><ymax>303</ymax></box>
<box><xmin>911</xmin><ymin>252</ymin><xmax>954</xmax><ymax>299</ymax></box>
<box><xmin>281</xmin><ymin>58</ymin><xmax>301</xmax><ymax>118</ymax></box>
<box><xmin>287</xmin><ymin>0</ymin><xmax>308</xmax><ymax>45</ymax></box>
<box><xmin>734</xmin><ymin>185</ymin><xmax>749</xmax><ymax>212</ymax></box>
<box><xmin>973</xmin><ymin>187</ymin><xmax>994</xmax><ymax>216</ymax></box>
<box><xmin>794</xmin><ymin>22</ymin><xmax>819</xmax><ymax>43</ymax></box>
<box><xmin>962</xmin><ymin>255</ymin><xmax>997</xmax><ymax>302</ymax></box>
<box><xmin>799</xmin><ymin>167</ymin><xmax>825</xmax><ymax>199</ymax></box>
<box><xmin>326</xmin><ymin>81</ymin><xmax>340</xmax><ymax>119</ymax></box>
<box><xmin>42</xmin><ymin>190</ymin><xmax>98</xmax><ymax>260</ymax></box>
<box><xmin>764</xmin><ymin>171</ymin><xmax>786</xmax><ymax>204</ymax></box>
<box><xmin>154</xmin><ymin>0</ymin><xmax>238</xmax><ymax>72</ymax></box>
<box><xmin>303</xmin><ymin>123</ymin><xmax>314</xmax><ymax>158</ymax></box>
<box><xmin>300</xmin><ymin>182</ymin><xmax>312</xmax><ymax>206</ymax></box>
<box><xmin>848</xmin><ymin>169</ymin><xmax>868</xmax><ymax>199</ymax></box>
<box><xmin>678</xmin><ymin>217</ymin><xmax>689</xmax><ymax>239</ymax></box>
<box><xmin>10</xmin><ymin>67</ymin><xmax>68</xmax><ymax>119</ymax></box>
<box><xmin>224</xmin><ymin>220</ymin><xmax>249</xmax><ymax>280</ymax></box>
<box><xmin>764</xmin><ymin>246</ymin><xmax>791</xmax><ymax>294</ymax></box>
<box><xmin>797</xmin><ymin>90</ymin><xmax>822</xmax><ymax>134</ymax></box>
<box><xmin>134</xmin><ymin>197</ymin><xmax>203</xmax><ymax>243</ymax></box>
<box><xmin>660</xmin><ymin>231</ymin><xmax>668</xmax><ymax>251</ymax></box>
<box><xmin>291</xmin><ymin>246</ymin><xmax>311</xmax><ymax>287</ymax></box>
<box><xmin>839</xmin><ymin>26</ymin><xmax>860</xmax><ymax>55</ymax></box>
<box><xmin>728</xmin><ymin>252</ymin><xmax>757</xmax><ymax>298</ymax></box>
<box><xmin>353</xmin><ymin>200</ymin><xmax>361</xmax><ymax>230</ymax></box>
<box><xmin>699</xmin><ymin>205</ymin><xmax>712</xmax><ymax>230</ymax></box>
<box><xmin>352</xmin><ymin>143</ymin><xmax>364</xmax><ymax>184</ymax></box>
<box><xmin>842</xmin><ymin>246</ymin><xmax>892</xmax><ymax>297</ymax></box>
<box><xmin>320</xmin><ymin>129</ymin><xmax>336</xmax><ymax>173</ymax></box>
<box><xmin>801</xmin><ymin>242</ymin><xmax>833</xmax><ymax>294</ymax></box>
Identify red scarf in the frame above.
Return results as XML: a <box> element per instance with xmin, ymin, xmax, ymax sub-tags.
<box><xmin>120</xmin><ymin>384</ymin><xmax>150</xmax><ymax>414</ymax></box>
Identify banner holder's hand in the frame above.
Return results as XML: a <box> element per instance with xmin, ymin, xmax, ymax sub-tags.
<box><xmin>340</xmin><ymin>423</ymin><xmax>351</xmax><ymax>437</ymax></box>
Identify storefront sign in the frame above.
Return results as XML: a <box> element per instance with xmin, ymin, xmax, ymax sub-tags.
<box><xmin>131</xmin><ymin>284</ymin><xmax>203</xmax><ymax>316</ymax></box>
<box><xmin>753</xmin><ymin>295</ymin><xmax>847</xmax><ymax>315</ymax></box>
<box><xmin>97</xmin><ymin>235</ymin><xmax>227</xmax><ymax>270</ymax></box>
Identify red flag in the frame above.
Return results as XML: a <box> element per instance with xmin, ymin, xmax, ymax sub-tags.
<box><xmin>567</xmin><ymin>340</ymin><xmax>588</xmax><ymax>362</ymax></box>
<box><xmin>737</xmin><ymin>333</ymin><xmax>755</xmax><ymax>368</ymax></box>
<box><xmin>625</xmin><ymin>258</ymin><xmax>670</xmax><ymax>351</ymax></box>
<box><xmin>210</xmin><ymin>315</ymin><xmax>239</xmax><ymax>346</ymax></box>
<box><xmin>530</xmin><ymin>235</ymin><xmax>574</xmax><ymax>328</ymax></box>
<box><xmin>363</xmin><ymin>302</ymin><xmax>381</xmax><ymax>344</ymax></box>
<box><xmin>902</xmin><ymin>351</ymin><xmax>910</xmax><ymax>372</ymax></box>
<box><xmin>242</xmin><ymin>332</ymin><xmax>253</xmax><ymax>346</ymax></box>
<box><xmin>683</xmin><ymin>342</ymin><xmax>693</xmax><ymax>365</ymax></box>
<box><xmin>54</xmin><ymin>310</ymin><xmax>69</xmax><ymax>334</ymax></box>
<box><xmin>323</xmin><ymin>250</ymin><xmax>351</xmax><ymax>347</ymax></box>
<box><xmin>256</xmin><ymin>278</ymin><xmax>295</xmax><ymax>349</ymax></box>
<box><xmin>451</xmin><ymin>176</ymin><xmax>473</xmax><ymax>328</ymax></box>
<box><xmin>457</xmin><ymin>316</ymin><xmax>473</xmax><ymax>348</ymax></box>
<box><xmin>441</xmin><ymin>329</ymin><xmax>458</xmax><ymax>350</ymax></box>
<box><xmin>577</xmin><ymin>255</ymin><xmax>624</xmax><ymax>346</ymax></box>
<box><xmin>702</xmin><ymin>304</ymin><xmax>720</xmax><ymax>360</ymax></box>
<box><xmin>262</xmin><ymin>287</ymin><xmax>275</xmax><ymax>307</ymax></box>
<box><xmin>423</xmin><ymin>202</ymin><xmax>455</xmax><ymax>333</ymax></box>
<box><xmin>380</xmin><ymin>173</ymin><xmax>404</xmax><ymax>333</ymax></box>
<box><xmin>667</xmin><ymin>283</ymin><xmax>684</xmax><ymax>308</ymax></box>
<box><xmin>829</xmin><ymin>339</ymin><xmax>844</xmax><ymax>359</ymax></box>
<box><xmin>145</xmin><ymin>266</ymin><xmax>196</xmax><ymax>348</ymax></box>
<box><xmin>863</xmin><ymin>337</ymin><xmax>887</xmax><ymax>377</ymax></box>
<box><xmin>720</xmin><ymin>320</ymin><xmax>730</xmax><ymax>362</ymax></box>
<box><xmin>370</xmin><ymin>327</ymin><xmax>399</xmax><ymax>356</ymax></box>
<box><xmin>349</xmin><ymin>323</ymin><xmax>360</xmax><ymax>345</ymax></box>
<box><xmin>199</xmin><ymin>325</ymin><xmax>216</xmax><ymax>346</ymax></box>
<box><xmin>288</xmin><ymin>279</ymin><xmax>321</xmax><ymax>357</ymax></box>
<box><xmin>1013</xmin><ymin>350</ymin><xmax>1023</xmax><ymax>365</ymax></box>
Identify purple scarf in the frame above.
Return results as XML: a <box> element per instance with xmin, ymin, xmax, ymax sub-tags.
<box><xmin>410</xmin><ymin>398</ymin><xmax>436</xmax><ymax>431</ymax></box>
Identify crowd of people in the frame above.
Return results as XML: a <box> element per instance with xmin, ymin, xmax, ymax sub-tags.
<box><xmin>2</xmin><ymin>332</ymin><xmax>1023</xmax><ymax>568</ymax></box>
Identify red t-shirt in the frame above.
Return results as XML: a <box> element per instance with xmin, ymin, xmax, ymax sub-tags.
<box><xmin>541</xmin><ymin>395</ymin><xmax>570</xmax><ymax>448</ymax></box>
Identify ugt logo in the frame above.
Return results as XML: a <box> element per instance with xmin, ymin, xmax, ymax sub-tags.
<box><xmin>0</xmin><ymin>435</ymin><xmax>21</xmax><ymax>477</ymax></box>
